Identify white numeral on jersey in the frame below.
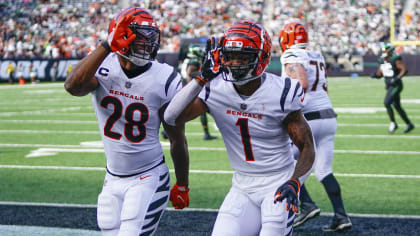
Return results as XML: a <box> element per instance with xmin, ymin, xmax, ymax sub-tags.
<box><xmin>101</xmin><ymin>96</ymin><xmax>149</xmax><ymax>143</ymax></box>
<box><xmin>309</xmin><ymin>60</ymin><xmax>327</xmax><ymax>92</ymax></box>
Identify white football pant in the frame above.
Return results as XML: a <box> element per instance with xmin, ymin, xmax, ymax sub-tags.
<box><xmin>293</xmin><ymin>118</ymin><xmax>337</xmax><ymax>181</ymax></box>
<box><xmin>97</xmin><ymin>163</ymin><xmax>170</xmax><ymax>236</ymax></box>
<box><xmin>212</xmin><ymin>165</ymin><xmax>295</xmax><ymax>236</ymax></box>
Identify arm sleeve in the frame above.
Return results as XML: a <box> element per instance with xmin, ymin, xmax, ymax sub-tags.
<box><xmin>164</xmin><ymin>79</ymin><xmax>204</xmax><ymax>126</ymax></box>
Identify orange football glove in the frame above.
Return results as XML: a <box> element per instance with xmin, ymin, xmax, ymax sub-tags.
<box><xmin>170</xmin><ymin>183</ymin><xmax>190</xmax><ymax>209</ymax></box>
<box><xmin>107</xmin><ymin>15</ymin><xmax>136</xmax><ymax>55</ymax></box>
<box><xmin>196</xmin><ymin>36</ymin><xmax>228</xmax><ymax>84</ymax></box>
<box><xmin>274</xmin><ymin>179</ymin><xmax>300</xmax><ymax>213</ymax></box>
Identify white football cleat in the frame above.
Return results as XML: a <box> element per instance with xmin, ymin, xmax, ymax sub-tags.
<box><xmin>388</xmin><ymin>122</ymin><xmax>398</xmax><ymax>133</ymax></box>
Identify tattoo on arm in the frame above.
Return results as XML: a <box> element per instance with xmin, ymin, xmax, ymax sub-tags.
<box><xmin>286</xmin><ymin>64</ymin><xmax>299</xmax><ymax>78</ymax></box>
<box><xmin>283</xmin><ymin>110</ymin><xmax>315</xmax><ymax>181</ymax></box>
<box><xmin>286</xmin><ymin>63</ymin><xmax>308</xmax><ymax>90</ymax></box>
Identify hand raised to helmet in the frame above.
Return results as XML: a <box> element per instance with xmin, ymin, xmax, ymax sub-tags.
<box><xmin>194</xmin><ymin>37</ymin><xmax>228</xmax><ymax>84</ymax></box>
<box><xmin>107</xmin><ymin>15</ymin><xmax>136</xmax><ymax>55</ymax></box>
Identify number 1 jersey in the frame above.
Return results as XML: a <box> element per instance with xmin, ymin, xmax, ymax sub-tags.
<box><xmin>198</xmin><ymin>73</ymin><xmax>304</xmax><ymax>175</ymax></box>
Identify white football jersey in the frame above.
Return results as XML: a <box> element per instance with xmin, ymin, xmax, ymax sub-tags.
<box><xmin>198</xmin><ymin>73</ymin><xmax>304</xmax><ymax>175</ymax></box>
<box><xmin>281</xmin><ymin>48</ymin><xmax>332</xmax><ymax>113</ymax></box>
<box><xmin>92</xmin><ymin>54</ymin><xmax>182</xmax><ymax>176</ymax></box>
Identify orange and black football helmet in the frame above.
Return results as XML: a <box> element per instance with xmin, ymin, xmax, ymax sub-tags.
<box><xmin>109</xmin><ymin>7</ymin><xmax>160</xmax><ymax>66</ymax></box>
<box><xmin>221</xmin><ymin>20</ymin><xmax>272</xmax><ymax>85</ymax></box>
<box><xmin>279</xmin><ymin>22</ymin><xmax>308</xmax><ymax>52</ymax></box>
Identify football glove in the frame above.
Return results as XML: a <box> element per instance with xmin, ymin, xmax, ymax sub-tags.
<box><xmin>195</xmin><ymin>37</ymin><xmax>228</xmax><ymax>84</ymax></box>
<box><xmin>107</xmin><ymin>15</ymin><xmax>136</xmax><ymax>55</ymax></box>
<box><xmin>274</xmin><ymin>179</ymin><xmax>300</xmax><ymax>213</ymax></box>
<box><xmin>170</xmin><ymin>183</ymin><xmax>190</xmax><ymax>209</ymax></box>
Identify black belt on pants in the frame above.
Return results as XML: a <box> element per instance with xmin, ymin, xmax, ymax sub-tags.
<box><xmin>304</xmin><ymin>108</ymin><xmax>337</xmax><ymax>121</ymax></box>
<box><xmin>106</xmin><ymin>156</ymin><xmax>165</xmax><ymax>178</ymax></box>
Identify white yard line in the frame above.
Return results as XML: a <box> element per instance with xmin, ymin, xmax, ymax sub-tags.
<box><xmin>0</xmin><ymin>143</ymin><xmax>419</xmax><ymax>156</ymax></box>
<box><xmin>336</xmin><ymin>134</ymin><xmax>420</xmax><ymax>139</ymax></box>
<box><xmin>336</xmin><ymin>115</ymin><xmax>420</xmax><ymax>119</ymax></box>
<box><xmin>0</xmin><ymin>165</ymin><xmax>419</xmax><ymax>179</ymax></box>
<box><xmin>5</xmin><ymin>119</ymin><xmax>420</xmax><ymax>128</ymax></box>
<box><xmin>0</xmin><ymin>130</ymin><xmax>99</xmax><ymax>134</ymax></box>
<box><xmin>0</xmin><ymin>201</ymin><xmax>419</xmax><ymax>219</ymax></box>
<box><xmin>4</xmin><ymin>119</ymin><xmax>420</xmax><ymax>131</ymax></box>
<box><xmin>2</xmin><ymin>129</ymin><xmax>420</xmax><ymax>139</ymax></box>
<box><xmin>0</xmin><ymin>83</ymin><xmax>65</xmax><ymax>89</ymax></box>
<box><xmin>0</xmin><ymin>130</ymin><xmax>420</xmax><ymax>139</ymax></box>
<box><xmin>0</xmin><ymin>107</ymin><xmax>85</xmax><ymax>117</ymax></box>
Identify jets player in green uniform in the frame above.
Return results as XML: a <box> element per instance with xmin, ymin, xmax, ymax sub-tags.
<box><xmin>371</xmin><ymin>43</ymin><xmax>414</xmax><ymax>133</ymax></box>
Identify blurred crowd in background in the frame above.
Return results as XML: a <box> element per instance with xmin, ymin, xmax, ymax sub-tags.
<box><xmin>0</xmin><ymin>0</ymin><xmax>419</xmax><ymax>63</ymax></box>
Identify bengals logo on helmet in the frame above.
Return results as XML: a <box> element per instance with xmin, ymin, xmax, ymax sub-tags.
<box><xmin>279</xmin><ymin>22</ymin><xmax>308</xmax><ymax>52</ymax></box>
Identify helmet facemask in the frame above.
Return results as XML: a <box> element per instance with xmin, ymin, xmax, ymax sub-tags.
<box><xmin>118</xmin><ymin>24</ymin><xmax>160</xmax><ymax>66</ymax></box>
<box><xmin>381</xmin><ymin>44</ymin><xmax>395</xmax><ymax>60</ymax></box>
<box><xmin>223</xmin><ymin>50</ymin><xmax>260</xmax><ymax>85</ymax></box>
<box><xmin>218</xmin><ymin>20</ymin><xmax>271</xmax><ymax>86</ymax></box>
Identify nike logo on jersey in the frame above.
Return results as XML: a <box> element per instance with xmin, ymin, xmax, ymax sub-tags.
<box><xmin>140</xmin><ymin>175</ymin><xmax>151</xmax><ymax>180</ymax></box>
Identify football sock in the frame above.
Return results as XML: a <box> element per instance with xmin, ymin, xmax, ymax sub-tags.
<box><xmin>201</xmin><ymin>114</ymin><xmax>209</xmax><ymax>134</ymax></box>
<box><xmin>393</xmin><ymin>102</ymin><xmax>411</xmax><ymax>124</ymax></box>
<box><xmin>321</xmin><ymin>173</ymin><xmax>346</xmax><ymax>215</ymax></box>
<box><xmin>386</xmin><ymin>106</ymin><xmax>396</xmax><ymax>122</ymax></box>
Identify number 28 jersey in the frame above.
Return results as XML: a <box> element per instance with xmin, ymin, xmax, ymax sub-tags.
<box><xmin>92</xmin><ymin>54</ymin><xmax>182</xmax><ymax>176</ymax></box>
<box><xmin>281</xmin><ymin>48</ymin><xmax>332</xmax><ymax>113</ymax></box>
<box><xmin>199</xmin><ymin>73</ymin><xmax>304</xmax><ymax>175</ymax></box>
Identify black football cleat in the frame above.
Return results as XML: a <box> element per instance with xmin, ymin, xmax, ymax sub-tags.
<box><xmin>322</xmin><ymin>213</ymin><xmax>352</xmax><ymax>232</ymax></box>
<box><xmin>204</xmin><ymin>133</ymin><xmax>217</xmax><ymax>140</ymax></box>
<box><xmin>161</xmin><ymin>130</ymin><xmax>168</xmax><ymax>139</ymax></box>
<box><xmin>293</xmin><ymin>202</ymin><xmax>320</xmax><ymax>227</ymax></box>
<box><xmin>404</xmin><ymin>123</ymin><xmax>415</xmax><ymax>133</ymax></box>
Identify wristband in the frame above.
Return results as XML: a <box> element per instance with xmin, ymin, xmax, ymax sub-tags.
<box><xmin>193</xmin><ymin>74</ymin><xmax>207</xmax><ymax>85</ymax></box>
<box><xmin>101</xmin><ymin>41</ymin><xmax>111</xmax><ymax>53</ymax></box>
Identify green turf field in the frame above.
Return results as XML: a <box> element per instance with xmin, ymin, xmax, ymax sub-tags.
<box><xmin>1</xmin><ymin>76</ymin><xmax>419</xmax><ymax>217</ymax></box>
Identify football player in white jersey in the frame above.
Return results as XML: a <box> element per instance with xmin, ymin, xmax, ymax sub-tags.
<box><xmin>279</xmin><ymin>22</ymin><xmax>351</xmax><ymax>232</ymax></box>
<box><xmin>165</xmin><ymin>20</ymin><xmax>315</xmax><ymax>236</ymax></box>
<box><xmin>64</xmin><ymin>7</ymin><xmax>189</xmax><ymax>236</ymax></box>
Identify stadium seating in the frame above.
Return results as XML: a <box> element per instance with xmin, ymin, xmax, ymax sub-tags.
<box><xmin>0</xmin><ymin>0</ymin><xmax>418</xmax><ymax>60</ymax></box>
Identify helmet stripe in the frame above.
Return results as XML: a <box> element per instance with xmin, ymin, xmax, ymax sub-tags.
<box><xmin>115</xmin><ymin>7</ymin><xmax>152</xmax><ymax>22</ymax></box>
<box><xmin>132</xmin><ymin>10</ymin><xmax>153</xmax><ymax>18</ymax></box>
<box><xmin>224</xmin><ymin>32</ymin><xmax>258</xmax><ymax>48</ymax></box>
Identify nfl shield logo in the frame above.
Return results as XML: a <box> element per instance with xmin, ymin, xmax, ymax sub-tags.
<box><xmin>125</xmin><ymin>81</ymin><xmax>132</xmax><ymax>89</ymax></box>
<box><xmin>240</xmin><ymin>104</ymin><xmax>247</xmax><ymax>110</ymax></box>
